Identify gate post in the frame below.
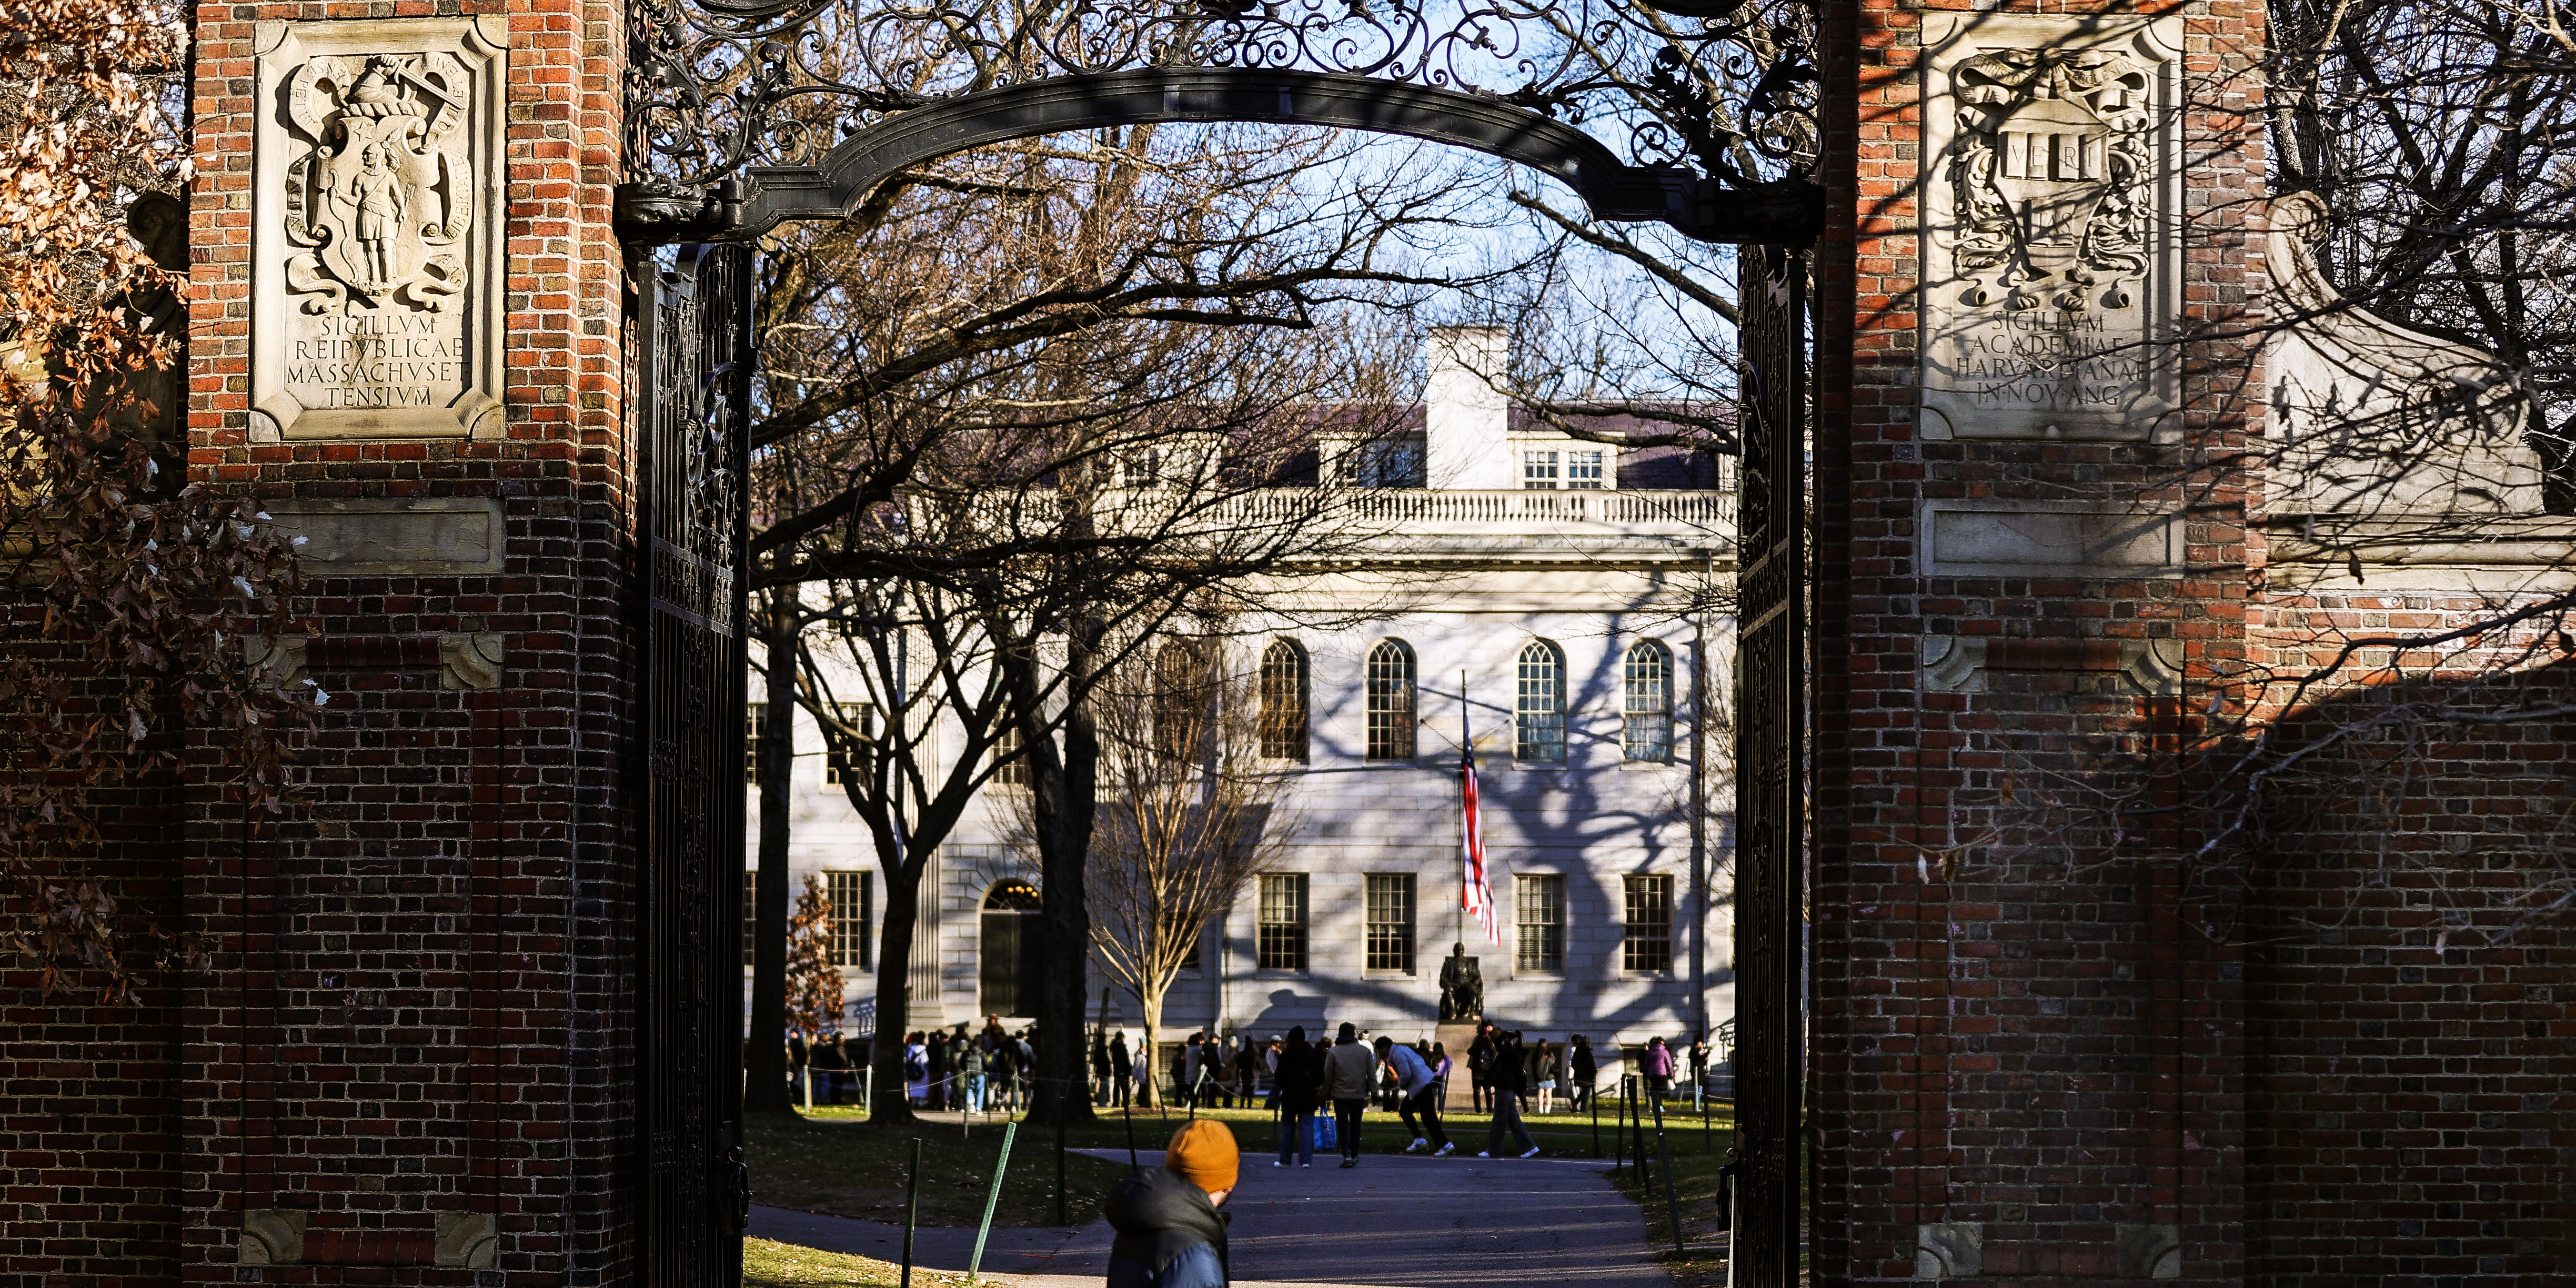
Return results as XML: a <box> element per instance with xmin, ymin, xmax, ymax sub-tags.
<box><xmin>1807</xmin><ymin>0</ymin><xmax>2264</xmax><ymax>1281</ymax></box>
<box><xmin>179</xmin><ymin>0</ymin><xmax>691</xmax><ymax>1280</ymax></box>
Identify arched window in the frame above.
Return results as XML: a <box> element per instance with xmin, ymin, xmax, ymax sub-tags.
<box><xmin>1516</xmin><ymin>640</ymin><xmax>1566</xmax><ymax>763</ymax></box>
<box><xmin>1259</xmin><ymin>639</ymin><xmax>1309</xmax><ymax>762</ymax></box>
<box><xmin>1624</xmin><ymin>640</ymin><xmax>1674</xmax><ymax>762</ymax></box>
<box><xmin>1364</xmin><ymin>640</ymin><xmax>1416</xmax><ymax>761</ymax></box>
<box><xmin>980</xmin><ymin>881</ymin><xmax>1044</xmax><ymax>1018</ymax></box>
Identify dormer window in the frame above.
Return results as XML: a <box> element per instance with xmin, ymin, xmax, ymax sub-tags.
<box><xmin>1523</xmin><ymin>449</ymin><xmax>1559</xmax><ymax>489</ymax></box>
<box><xmin>1567</xmin><ymin>449</ymin><xmax>1604</xmax><ymax>489</ymax></box>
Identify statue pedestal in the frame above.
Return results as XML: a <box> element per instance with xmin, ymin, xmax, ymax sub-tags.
<box><xmin>1435</xmin><ymin>1021</ymin><xmax>1480</xmax><ymax>1111</ymax></box>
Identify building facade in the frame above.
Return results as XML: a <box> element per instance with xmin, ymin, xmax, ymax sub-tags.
<box><xmin>748</xmin><ymin>331</ymin><xmax>1738</xmax><ymax>1072</ymax></box>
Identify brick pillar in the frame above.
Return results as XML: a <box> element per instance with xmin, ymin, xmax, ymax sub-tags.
<box><xmin>1812</xmin><ymin>0</ymin><xmax>2265</xmax><ymax>1281</ymax></box>
<box><xmin>185</xmin><ymin>0</ymin><xmax>636</xmax><ymax>1278</ymax></box>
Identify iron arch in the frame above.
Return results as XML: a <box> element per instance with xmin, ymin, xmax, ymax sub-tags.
<box><xmin>614</xmin><ymin>68</ymin><xmax>1822</xmax><ymax>246</ymax></box>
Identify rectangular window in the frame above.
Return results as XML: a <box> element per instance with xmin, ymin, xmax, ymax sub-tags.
<box><xmin>744</xmin><ymin>703</ymin><xmax>767</xmax><ymax>784</ymax></box>
<box><xmin>741</xmin><ymin>870</ymin><xmax>757</xmax><ymax>967</ymax></box>
<box><xmin>1567</xmin><ymin>449</ymin><xmax>1605</xmax><ymax>489</ymax></box>
<box><xmin>1522</xmin><ymin>449</ymin><xmax>1558</xmax><ymax>489</ymax></box>
<box><xmin>827</xmin><ymin>870</ymin><xmax>872</xmax><ymax>969</ymax></box>
<box><xmin>1623</xmin><ymin>874</ymin><xmax>1675</xmax><ymax>973</ymax></box>
<box><xmin>1365</xmin><ymin>874</ymin><xmax>1415</xmax><ymax>973</ymax></box>
<box><xmin>1257</xmin><ymin>873</ymin><xmax>1309</xmax><ymax>972</ymax></box>
<box><xmin>992</xmin><ymin>719</ymin><xmax>1027</xmax><ymax>787</ymax></box>
<box><xmin>1516</xmin><ymin>873</ymin><xmax>1565</xmax><ymax>972</ymax></box>
<box><xmin>823</xmin><ymin>703</ymin><xmax>875</xmax><ymax>786</ymax></box>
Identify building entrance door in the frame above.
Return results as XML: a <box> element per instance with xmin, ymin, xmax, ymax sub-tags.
<box><xmin>979</xmin><ymin>880</ymin><xmax>1045</xmax><ymax>1019</ymax></box>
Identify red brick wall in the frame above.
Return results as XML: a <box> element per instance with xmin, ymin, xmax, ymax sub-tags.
<box><xmin>178</xmin><ymin>0</ymin><xmax>638</xmax><ymax>1281</ymax></box>
<box><xmin>2238</xmin><ymin>600</ymin><xmax>2576</xmax><ymax>1285</ymax></box>
<box><xmin>1810</xmin><ymin>0</ymin><xmax>2268</xmax><ymax>1281</ymax></box>
<box><xmin>0</xmin><ymin>743</ymin><xmax>184</xmax><ymax>1288</ymax></box>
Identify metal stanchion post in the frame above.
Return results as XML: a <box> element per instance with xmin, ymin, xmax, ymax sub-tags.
<box><xmin>1652</xmin><ymin>1094</ymin><xmax>1685</xmax><ymax>1256</ymax></box>
<box><xmin>1123</xmin><ymin>1100</ymin><xmax>1139</xmax><ymax>1169</ymax></box>
<box><xmin>1054</xmin><ymin>1092</ymin><xmax>1069</xmax><ymax>1227</ymax></box>
<box><xmin>901</xmin><ymin>1136</ymin><xmax>923</xmax><ymax>1288</ymax></box>
<box><xmin>968</xmin><ymin>1121</ymin><xmax>1018</xmax><ymax>1282</ymax></box>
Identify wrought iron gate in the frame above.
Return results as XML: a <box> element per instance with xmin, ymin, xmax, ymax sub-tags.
<box><xmin>636</xmin><ymin>242</ymin><xmax>753</xmax><ymax>1284</ymax></box>
<box><xmin>1730</xmin><ymin>245</ymin><xmax>1806</xmax><ymax>1287</ymax></box>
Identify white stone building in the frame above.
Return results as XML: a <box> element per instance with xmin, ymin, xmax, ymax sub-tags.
<box><xmin>748</xmin><ymin>330</ymin><xmax>1737</xmax><ymax>1082</ymax></box>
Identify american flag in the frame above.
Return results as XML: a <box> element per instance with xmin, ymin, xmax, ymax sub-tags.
<box><xmin>1461</xmin><ymin>699</ymin><xmax>1499</xmax><ymax>944</ymax></box>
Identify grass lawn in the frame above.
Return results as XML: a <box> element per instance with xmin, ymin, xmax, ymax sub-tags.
<box><xmin>747</xmin><ymin>1110</ymin><xmax>1134</xmax><ymax>1227</ymax></box>
<box><xmin>750</xmin><ymin>1096</ymin><xmax>1737</xmax><ymax>1230</ymax></box>
<box><xmin>743</xmin><ymin>1237</ymin><xmax>981</xmax><ymax>1288</ymax></box>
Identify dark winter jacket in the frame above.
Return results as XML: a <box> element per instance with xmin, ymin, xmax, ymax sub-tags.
<box><xmin>1487</xmin><ymin>1038</ymin><xmax>1527</xmax><ymax>1094</ymax></box>
<box><xmin>1105</xmin><ymin>1166</ymin><xmax>1229</xmax><ymax>1288</ymax></box>
<box><xmin>1274</xmin><ymin>1042</ymin><xmax>1324</xmax><ymax>1114</ymax></box>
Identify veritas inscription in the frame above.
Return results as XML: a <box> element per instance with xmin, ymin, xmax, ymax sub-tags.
<box><xmin>1920</xmin><ymin>15</ymin><xmax>2180</xmax><ymax>440</ymax></box>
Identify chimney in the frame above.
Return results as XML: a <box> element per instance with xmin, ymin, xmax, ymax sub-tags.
<box><xmin>1424</xmin><ymin>326</ymin><xmax>1513</xmax><ymax>490</ymax></box>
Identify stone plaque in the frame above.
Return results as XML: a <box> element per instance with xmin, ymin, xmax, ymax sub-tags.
<box><xmin>268</xmin><ymin>497</ymin><xmax>507</xmax><ymax>575</ymax></box>
<box><xmin>1920</xmin><ymin>14</ymin><xmax>2181</xmax><ymax>441</ymax></box>
<box><xmin>252</xmin><ymin>18</ymin><xmax>506</xmax><ymax>440</ymax></box>
<box><xmin>1922</xmin><ymin>500</ymin><xmax>2183</xmax><ymax>577</ymax></box>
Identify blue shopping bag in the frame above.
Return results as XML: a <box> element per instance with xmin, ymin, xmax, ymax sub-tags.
<box><xmin>1312</xmin><ymin>1114</ymin><xmax>1337</xmax><ymax>1150</ymax></box>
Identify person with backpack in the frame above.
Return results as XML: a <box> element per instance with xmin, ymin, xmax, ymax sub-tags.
<box><xmin>1477</xmin><ymin>1029</ymin><xmax>1539</xmax><ymax>1159</ymax></box>
<box><xmin>1272</xmin><ymin>1026</ymin><xmax>1322</xmax><ymax>1168</ymax></box>
<box><xmin>959</xmin><ymin>1031</ymin><xmax>989</xmax><ymax>1114</ymax></box>
<box><xmin>1324</xmin><ymin>1022</ymin><xmax>1378</xmax><ymax>1168</ymax></box>
<box><xmin>1106</xmin><ymin>1120</ymin><xmax>1238</xmax><ymax>1288</ymax></box>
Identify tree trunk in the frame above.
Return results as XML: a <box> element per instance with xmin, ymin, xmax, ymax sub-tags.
<box><xmin>744</xmin><ymin>599</ymin><xmax>798</xmax><ymax>1113</ymax></box>
<box><xmin>1025</xmin><ymin>631</ymin><xmax>1101</xmax><ymax>1126</ymax></box>
<box><xmin>1139</xmin><ymin>993</ymin><xmax>1163</xmax><ymax>1110</ymax></box>
<box><xmin>867</xmin><ymin>859</ymin><xmax>923</xmax><ymax>1125</ymax></box>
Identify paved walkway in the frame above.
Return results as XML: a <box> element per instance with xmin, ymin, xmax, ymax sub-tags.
<box><xmin>750</xmin><ymin>1148</ymin><xmax>1666</xmax><ymax>1288</ymax></box>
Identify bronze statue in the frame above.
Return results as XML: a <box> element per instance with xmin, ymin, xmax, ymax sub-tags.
<box><xmin>1437</xmin><ymin>942</ymin><xmax>1483</xmax><ymax>1022</ymax></box>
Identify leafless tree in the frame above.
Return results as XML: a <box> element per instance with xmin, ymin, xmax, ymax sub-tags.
<box><xmin>1007</xmin><ymin>636</ymin><xmax>1294</xmax><ymax>1107</ymax></box>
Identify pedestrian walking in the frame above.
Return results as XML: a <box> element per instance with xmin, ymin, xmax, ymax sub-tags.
<box><xmin>1324</xmin><ymin>1022</ymin><xmax>1378</xmax><ymax>1168</ymax></box>
<box><xmin>1643</xmin><ymin>1035</ymin><xmax>1676</xmax><ymax>1107</ymax></box>
<box><xmin>1477</xmin><ymin>1029</ymin><xmax>1539</xmax><ymax>1158</ymax></box>
<box><xmin>1688</xmin><ymin>1032</ymin><xmax>1712</xmax><ymax>1110</ymax></box>
<box><xmin>1106</xmin><ymin>1120</ymin><xmax>1238</xmax><ymax>1288</ymax></box>
<box><xmin>1568</xmin><ymin>1034</ymin><xmax>1596</xmax><ymax>1112</ymax></box>
<box><xmin>1431</xmin><ymin>1042</ymin><xmax>1453</xmax><ymax>1108</ymax></box>
<box><xmin>904</xmin><ymin>1031</ymin><xmax>929</xmax><ymax>1105</ymax></box>
<box><xmin>1273</xmin><ymin>1027</ymin><xmax>1322</xmax><ymax>1168</ymax></box>
<box><xmin>1093</xmin><ymin>1028</ymin><xmax>1114</xmax><ymax>1106</ymax></box>
<box><xmin>1467</xmin><ymin>1023</ymin><xmax>1497</xmax><ymax>1112</ymax></box>
<box><xmin>1110</xmin><ymin>1031</ymin><xmax>1133</xmax><ymax>1109</ymax></box>
<box><xmin>1379</xmin><ymin>1035</ymin><xmax>1452</xmax><ymax>1155</ymax></box>
<box><xmin>1534</xmin><ymin>1039</ymin><xmax>1561</xmax><ymax>1115</ymax></box>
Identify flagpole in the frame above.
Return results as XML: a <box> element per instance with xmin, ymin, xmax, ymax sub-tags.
<box><xmin>1459</xmin><ymin>670</ymin><xmax>1470</xmax><ymax>948</ymax></box>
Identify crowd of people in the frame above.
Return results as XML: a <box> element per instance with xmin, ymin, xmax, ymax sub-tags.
<box><xmin>789</xmin><ymin>1018</ymin><xmax>1726</xmax><ymax>1129</ymax></box>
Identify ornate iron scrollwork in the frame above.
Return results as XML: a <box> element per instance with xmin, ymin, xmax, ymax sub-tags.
<box><xmin>618</xmin><ymin>0</ymin><xmax>1821</xmax><ymax>244</ymax></box>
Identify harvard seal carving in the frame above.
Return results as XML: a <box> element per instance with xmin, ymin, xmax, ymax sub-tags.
<box><xmin>280</xmin><ymin>53</ymin><xmax>475</xmax><ymax>314</ymax></box>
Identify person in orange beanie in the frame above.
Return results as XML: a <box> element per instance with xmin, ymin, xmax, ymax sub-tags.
<box><xmin>1104</xmin><ymin>1120</ymin><xmax>1238</xmax><ymax>1288</ymax></box>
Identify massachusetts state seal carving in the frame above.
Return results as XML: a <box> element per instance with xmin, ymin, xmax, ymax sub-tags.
<box><xmin>280</xmin><ymin>53</ymin><xmax>475</xmax><ymax>314</ymax></box>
